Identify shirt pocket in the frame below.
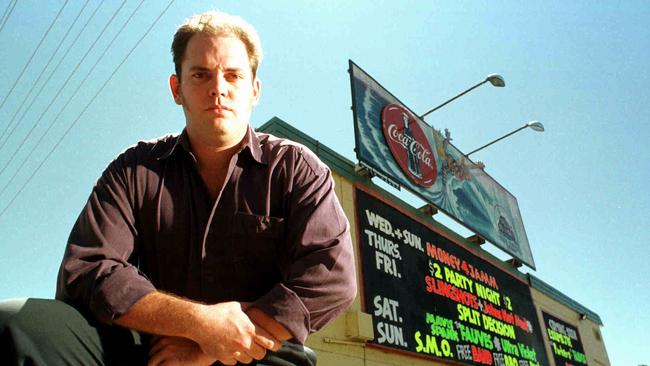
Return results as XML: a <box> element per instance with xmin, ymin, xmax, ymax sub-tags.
<box><xmin>231</xmin><ymin>212</ymin><xmax>286</xmax><ymax>239</ymax></box>
<box><xmin>224</xmin><ymin>212</ymin><xmax>286</xmax><ymax>298</ymax></box>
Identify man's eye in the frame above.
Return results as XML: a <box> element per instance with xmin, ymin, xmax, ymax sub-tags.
<box><xmin>226</xmin><ymin>73</ymin><xmax>244</xmax><ymax>81</ymax></box>
<box><xmin>192</xmin><ymin>72</ymin><xmax>206</xmax><ymax>79</ymax></box>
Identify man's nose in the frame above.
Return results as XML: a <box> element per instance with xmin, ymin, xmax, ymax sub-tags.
<box><xmin>210</xmin><ymin>74</ymin><xmax>228</xmax><ymax>97</ymax></box>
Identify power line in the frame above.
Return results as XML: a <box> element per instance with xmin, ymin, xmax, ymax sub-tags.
<box><xmin>0</xmin><ymin>1</ymin><xmax>14</xmax><ymax>28</ymax></box>
<box><xmin>0</xmin><ymin>0</ymin><xmax>176</xmax><ymax>219</ymax></box>
<box><xmin>0</xmin><ymin>0</ymin><xmax>103</xmax><ymax>151</ymax></box>
<box><xmin>0</xmin><ymin>0</ymin><xmax>92</xmax><ymax>150</ymax></box>
<box><xmin>0</xmin><ymin>0</ymin><xmax>69</xmax><ymax>112</ymax></box>
<box><xmin>0</xmin><ymin>0</ymin><xmax>18</xmax><ymax>34</ymax></box>
<box><xmin>0</xmin><ymin>0</ymin><xmax>126</xmax><ymax>179</ymax></box>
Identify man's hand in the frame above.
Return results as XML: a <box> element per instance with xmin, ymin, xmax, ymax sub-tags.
<box><xmin>192</xmin><ymin>301</ymin><xmax>281</xmax><ymax>364</ymax></box>
<box><xmin>114</xmin><ymin>293</ymin><xmax>283</xmax><ymax>365</ymax></box>
<box><xmin>148</xmin><ymin>336</ymin><xmax>216</xmax><ymax>366</ymax></box>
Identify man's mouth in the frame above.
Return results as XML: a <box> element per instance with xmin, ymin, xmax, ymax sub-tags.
<box><xmin>206</xmin><ymin>105</ymin><xmax>232</xmax><ymax>113</ymax></box>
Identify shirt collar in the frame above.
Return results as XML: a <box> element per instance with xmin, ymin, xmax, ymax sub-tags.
<box><xmin>158</xmin><ymin>129</ymin><xmax>192</xmax><ymax>161</ymax></box>
<box><xmin>158</xmin><ymin>127</ymin><xmax>266</xmax><ymax>165</ymax></box>
<box><xmin>245</xmin><ymin>126</ymin><xmax>266</xmax><ymax>165</ymax></box>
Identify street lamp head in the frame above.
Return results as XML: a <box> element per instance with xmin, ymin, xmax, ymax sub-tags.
<box><xmin>526</xmin><ymin>121</ymin><xmax>545</xmax><ymax>132</ymax></box>
<box><xmin>485</xmin><ymin>74</ymin><xmax>505</xmax><ymax>87</ymax></box>
<box><xmin>466</xmin><ymin>120</ymin><xmax>544</xmax><ymax>157</ymax></box>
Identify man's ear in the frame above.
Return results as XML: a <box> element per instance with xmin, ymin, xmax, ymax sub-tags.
<box><xmin>251</xmin><ymin>78</ymin><xmax>261</xmax><ymax>106</ymax></box>
<box><xmin>169</xmin><ymin>74</ymin><xmax>182</xmax><ymax>105</ymax></box>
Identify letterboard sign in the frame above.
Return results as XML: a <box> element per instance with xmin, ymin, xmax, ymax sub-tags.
<box><xmin>541</xmin><ymin>312</ymin><xmax>587</xmax><ymax>365</ymax></box>
<box><xmin>356</xmin><ymin>188</ymin><xmax>549</xmax><ymax>366</ymax></box>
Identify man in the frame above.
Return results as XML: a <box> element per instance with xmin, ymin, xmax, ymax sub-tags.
<box><xmin>0</xmin><ymin>11</ymin><xmax>356</xmax><ymax>366</ymax></box>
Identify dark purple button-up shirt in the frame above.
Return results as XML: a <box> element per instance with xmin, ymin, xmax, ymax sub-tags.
<box><xmin>56</xmin><ymin>127</ymin><xmax>356</xmax><ymax>343</ymax></box>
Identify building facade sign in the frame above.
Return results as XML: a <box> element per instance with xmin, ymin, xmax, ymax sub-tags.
<box><xmin>541</xmin><ymin>312</ymin><xmax>587</xmax><ymax>365</ymax></box>
<box><xmin>355</xmin><ymin>187</ymin><xmax>549</xmax><ymax>365</ymax></box>
<box><xmin>349</xmin><ymin>60</ymin><xmax>536</xmax><ymax>268</ymax></box>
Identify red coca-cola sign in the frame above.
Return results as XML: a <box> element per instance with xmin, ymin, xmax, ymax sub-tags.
<box><xmin>381</xmin><ymin>104</ymin><xmax>437</xmax><ymax>187</ymax></box>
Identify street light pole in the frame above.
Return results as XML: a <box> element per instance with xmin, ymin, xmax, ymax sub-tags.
<box><xmin>466</xmin><ymin>121</ymin><xmax>545</xmax><ymax>157</ymax></box>
<box><xmin>420</xmin><ymin>74</ymin><xmax>505</xmax><ymax>119</ymax></box>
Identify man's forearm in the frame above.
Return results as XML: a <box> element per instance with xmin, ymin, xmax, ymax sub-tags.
<box><xmin>115</xmin><ymin>292</ymin><xmax>290</xmax><ymax>341</ymax></box>
<box><xmin>113</xmin><ymin>291</ymin><xmax>202</xmax><ymax>340</ymax></box>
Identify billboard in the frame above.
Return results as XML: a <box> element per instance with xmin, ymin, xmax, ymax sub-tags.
<box><xmin>541</xmin><ymin>312</ymin><xmax>587</xmax><ymax>365</ymax></box>
<box><xmin>349</xmin><ymin>60</ymin><xmax>536</xmax><ymax>269</ymax></box>
<box><xmin>356</xmin><ymin>187</ymin><xmax>549</xmax><ymax>366</ymax></box>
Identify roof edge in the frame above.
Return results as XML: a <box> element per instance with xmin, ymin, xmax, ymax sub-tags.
<box><xmin>528</xmin><ymin>274</ymin><xmax>603</xmax><ymax>325</ymax></box>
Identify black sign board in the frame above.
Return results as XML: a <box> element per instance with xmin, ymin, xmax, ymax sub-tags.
<box><xmin>355</xmin><ymin>187</ymin><xmax>549</xmax><ymax>366</ymax></box>
<box><xmin>541</xmin><ymin>312</ymin><xmax>587</xmax><ymax>365</ymax></box>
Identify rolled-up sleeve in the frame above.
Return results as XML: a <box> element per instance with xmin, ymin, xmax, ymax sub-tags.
<box><xmin>253</xmin><ymin>147</ymin><xmax>357</xmax><ymax>343</ymax></box>
<box><xmin>56</xmin><ymin>150</ymin><xmax>155</xmax><ymax>324</ymax></box>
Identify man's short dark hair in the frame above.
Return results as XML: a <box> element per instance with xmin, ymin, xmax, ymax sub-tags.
<box><xmin>171</xmin><ymin>11</ymin><xmax>263</xmax><ymax>78</ymax></box>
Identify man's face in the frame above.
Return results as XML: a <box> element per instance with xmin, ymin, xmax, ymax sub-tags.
<box><xmin>170</xmin><ymin>33</ymin><xmax>260</xmax><ymax>149</ymax></box>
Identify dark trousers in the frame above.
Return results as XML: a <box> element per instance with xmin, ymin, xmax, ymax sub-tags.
<box><xmin>0</xmin><ymin>298</ymin><xmax>316</xmax><ymax>366</ymax></box>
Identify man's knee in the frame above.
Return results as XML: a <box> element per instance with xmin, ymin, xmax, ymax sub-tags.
<box><xmin>0</xmin><ymin>298</ymin><xmax>92</xmax><ymax>350</ymax></box>
<box><xmin>0</xmin><ymin>298</ymin><xmax>29</xmax><ymax>331</ymax></box>
<box><xmin>1</xmin><ymin>298</ymin><xmax>146</xmax><ymax>365</ymax></box>
<box><xmin>1</xmin><ymin>298</ymin><xmax>89</xmax><ymax>333</ymax></box>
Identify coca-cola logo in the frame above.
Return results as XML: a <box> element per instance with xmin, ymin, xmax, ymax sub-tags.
<box><xmin>382</xmin><ymin>104</ymin><xmax>437</xmax><ymax>187</ymax></box>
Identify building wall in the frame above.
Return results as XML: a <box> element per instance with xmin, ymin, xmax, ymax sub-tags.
<box><xmin>257</xmin><ymin>118</ymin><xmax>608</xmax><ymax>366</ymax></box>
<box><xmin>530</xmin><ymin>287</ymin><xmax>610</xmax><ymax>366</ymax></box>
<box><xmin>305</xmin><ymin>171</ymin><xmax>609</xmax><ymax>366</ymax></box>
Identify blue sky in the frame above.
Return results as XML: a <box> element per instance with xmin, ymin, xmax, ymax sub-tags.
<box><xmin>0</xmin><ymin>1</ymin><xmax>648</xmax><ymax>365</ymax></box>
